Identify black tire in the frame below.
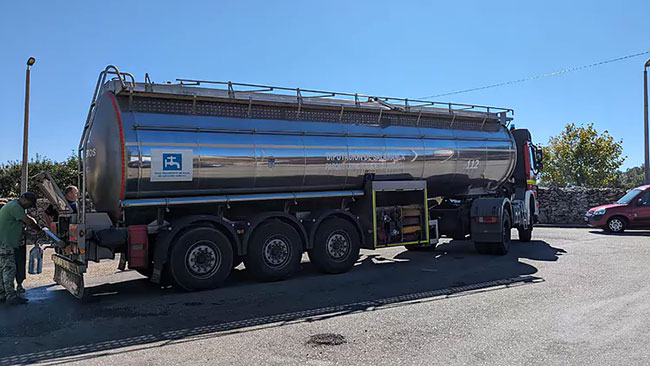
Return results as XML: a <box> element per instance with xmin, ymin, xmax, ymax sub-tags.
<box><xmin>518</xmin><ymin>199</ymin><xmax>534</xmax><ymax>242</ymax></box>
<box><xmin>492</xmin><ymin>212</ymin><xmax>512</xmax><ymax>255</ymax></box>
<box><xmin>244</xmin><ymin>221</ymin><xmax>302</xmax><ymax>281</ymax></box>
<box><xmin>169</xmin><ymin>227</ymin><xmax>233</xmax><ymax>291</ymax></box>
<box><xmin>606</xmin><ymin>217</ymin><xmax>626</xmax><ymax>233</ymax></box>
<box><xmin>517</xmin><ymin>227</ymin><xmax>532</xmax><ymax>242</ymax></box>
<box><xmin>308</xmin><ymin>217</ymin><xmax>361</xmax><ymax>274</ymax></box>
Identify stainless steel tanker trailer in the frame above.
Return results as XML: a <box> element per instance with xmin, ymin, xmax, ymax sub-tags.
<box><xmin>38</xmin><ymin>65</ymin><xmax>543</xmax><ymax>298</ymax></box>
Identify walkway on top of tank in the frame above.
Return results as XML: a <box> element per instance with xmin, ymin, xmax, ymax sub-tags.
<box><xmin>98</xmin><ymin>66</ymin><xmax>513</xmax><ymax>125</ymax></box>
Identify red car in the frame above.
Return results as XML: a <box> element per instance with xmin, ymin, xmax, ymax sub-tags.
<box><xmin>585</xmin><ymin>185</ymin><xmax>650</xmax><ymax>232</ymax></box>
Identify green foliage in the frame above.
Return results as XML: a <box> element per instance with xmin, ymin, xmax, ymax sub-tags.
<box><xmin>611</xmin><ymin>165</ymin><xmax>645</xmax><ymax>189</ymax></box>
<box><xmin>539</xmin><ymin>123</ymin><xmax>626</xmax><ymax>187</ymax></box>
<box><xmin>0</xmin><ymin>153</ymin><xmax>79</xmax><ymax>198</ymax></box>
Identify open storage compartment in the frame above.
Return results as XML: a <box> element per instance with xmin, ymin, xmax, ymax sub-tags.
<box><xmin>371</xmin><ymin>181</ymin><xmax>430</xmax><ymax>248</ymax></box>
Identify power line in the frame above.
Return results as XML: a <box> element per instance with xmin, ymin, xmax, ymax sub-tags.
<box><xmin>420</xmin><ymin>50</ymin><xmax>650</xmax><ymax>99</ymax></box>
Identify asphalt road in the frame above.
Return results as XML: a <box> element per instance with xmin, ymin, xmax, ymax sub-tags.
<box><xmin>1</xmin><ymin>228</ymin><xmax>650</xmax><ymax>366</ymax></box>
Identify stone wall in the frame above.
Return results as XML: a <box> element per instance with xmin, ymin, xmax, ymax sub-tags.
<box><xmin>537</xmin><ymin>186</ymin><xmax>628</xmax><ymax>225</ymax></box>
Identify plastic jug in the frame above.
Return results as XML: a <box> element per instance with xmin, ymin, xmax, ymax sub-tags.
<box><xmin>28</xmin><ymin>244</ymin><xmax>43</xmax><ymax>275</ymax></box>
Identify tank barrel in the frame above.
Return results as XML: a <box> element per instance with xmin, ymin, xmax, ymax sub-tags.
<box><xmin>83</xmin><ymin>69</ymin><xmax>517</xmax><ymax>218</ymax></box>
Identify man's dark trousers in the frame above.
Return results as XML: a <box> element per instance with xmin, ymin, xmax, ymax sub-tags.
<box><xmin>14</xmin><ymin>244</ymin><xmax>26</xmax><ymax>285</ymax></box>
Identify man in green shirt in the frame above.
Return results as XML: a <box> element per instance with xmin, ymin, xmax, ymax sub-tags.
<box><xmin>0</xmin><ymin>192</ymin><xmax>41</xmax><ymax>305</ymax></box>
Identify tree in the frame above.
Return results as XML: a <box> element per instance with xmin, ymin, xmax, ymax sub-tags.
<box><xmin>539</xmin><ymin>123</ymin><xmax>626</xmax><ymax>187</ymax></box>
<box><xmin>612</xmin><ymin>165</ymin><xmax>644</xmax><ymax>189</ymax></box>
<box><xmin>0</xmin><ymin>153</ymin><xmax>79</xmax><ymax>197</ymax></box>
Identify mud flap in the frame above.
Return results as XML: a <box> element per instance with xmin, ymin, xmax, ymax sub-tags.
<box><xmin>52</xmin><ymin>254</ymin><xmax>85</xmax><ymax>299</ymax></box>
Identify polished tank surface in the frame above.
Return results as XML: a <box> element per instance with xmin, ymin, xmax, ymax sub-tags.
<box><xmin>84</xmin><ymin>81</ymin><xmax>517</xmax><ymax>216</ymax></box>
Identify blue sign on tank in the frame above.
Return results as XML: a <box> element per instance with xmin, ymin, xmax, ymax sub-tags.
<box><xmin>163</xmin><ymin>153</ymin><xmax>183</xmax><ymax>171</ymax></box>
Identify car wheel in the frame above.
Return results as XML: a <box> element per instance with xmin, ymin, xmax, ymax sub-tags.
<box><xmin>606</xmin><ymin>217</ymin><xmax>625</xmax><ymax>233</ymax></box>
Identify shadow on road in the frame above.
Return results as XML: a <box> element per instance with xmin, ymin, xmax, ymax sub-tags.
<box><xmin>0</xmin><ymin>239</ymin><xmax>565</xmax><ymax>365</ymax></box>
<box><xmin>588</xmin><ymin>230</ymin><xmax>650</xmax><ymax>237</ymax></box>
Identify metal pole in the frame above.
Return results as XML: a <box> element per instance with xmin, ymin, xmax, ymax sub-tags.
<box><xmin>21</xmin><ymin>58</ymin><xmax>35</xmax><ymax>194</ymax></box>
<box><xmin>645</xmin><ymin>59</ymin><xmax>650</xmax><ymax>185</ymax></box>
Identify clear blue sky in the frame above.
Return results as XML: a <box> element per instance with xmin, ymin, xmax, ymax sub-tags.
<box><xmin>1</xmin><ymin>0</ymin><xmax>648</xmax><ymax>169</ymax></box>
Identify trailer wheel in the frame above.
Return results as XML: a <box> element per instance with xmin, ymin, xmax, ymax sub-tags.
<box><xmin>309</xmin><ymin>217</ymin><xmax>360</xmax><ymax>273</ymax></box>
<box><xmin>169</xmin><ymin>227</ymin><xmax>233</xmax><ymax>291</ymax></box>
<box><xmin>244</xmin><ymin>221</ymin><xmax>302</xmax><ymax>281</ymax></box>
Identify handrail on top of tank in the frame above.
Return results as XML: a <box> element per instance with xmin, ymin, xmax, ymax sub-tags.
<box><xmin>175</xmin><ymin>77</ymin><xmax>514</xmax><ymax>117</ymax></box>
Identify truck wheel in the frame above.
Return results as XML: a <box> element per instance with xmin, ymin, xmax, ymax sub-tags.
<box><xmin>517</xmin><ymin>200</ymin><xmax>534</xmax><ymax>242</ymax></box>
<box><xmin>606</xmin><ymin>217</ymin><xmax>625</xmax><ymax>233</ymax></box>
<box><xmin>244</xmin><ymin>221</ymin><xmax>302</xmax><ymax>281</ymax></box>
<box><xmin>492</xmin><ymin>212</ymin><xmax>512</xmax><ymax>255</ymax></box>
<box><xmin>517</xmin><ymin>226</ymin><xmax>532</xmax><ymax>242</ymax></box>
<box><xmin>308</xmin><ymin>217</ymin><xmax>360</xmax><ymax>273</ymax></box>
<box><xmin>169</xmin><ymin>227</ymin><xmax>233</xmax><ymax>291</ymax></box>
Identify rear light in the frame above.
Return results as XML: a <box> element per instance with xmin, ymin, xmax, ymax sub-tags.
<box><xmin>69</xmin><ymin>225</ymin><xmax>78</xmax><ymax>242</ymax></box>
<box><xmin>49</xmin><ymin>222</ymin><xmax>57</xmax><ymax>234</ymax></box>
<box><xmin>478</xmin><ymin>216</ymin><xmax>499</xmax><ymax>223</ymax></box>
<box><xmin>128</xmin><ymin>225</ymin><xmax>149</xmax><ymax>269</ymax></box>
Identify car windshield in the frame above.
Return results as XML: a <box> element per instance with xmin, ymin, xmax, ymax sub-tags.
<box><xmin>616</xmin><ymin>189</ymin><xmax>642</xmax><ymax>204</ymax></box>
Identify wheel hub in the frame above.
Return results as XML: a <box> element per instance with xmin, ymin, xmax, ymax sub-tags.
<box><xmin>263</xmin><ymin>237</ymin><xmax>291</xmax><ymax>267</ymax></box>
<box><xmin>609</xmin><ymin>219</ymin><xmax>623</xmax><ymax>232</ymax></box>
<box><xmin>326</xmin><ymin>232</ymin><xmax>350</xmax><ymax>260</ymax></box>
<box><xmin>186</xmin><ymin>242</ymin><xmax>221</xmax><ymax>278</ymax></box>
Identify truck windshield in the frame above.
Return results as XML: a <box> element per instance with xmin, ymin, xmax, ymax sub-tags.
<box><xmin>616</xmin><ymin>189</ymin><xmax>642</xmax><ymax>204</ymax></box>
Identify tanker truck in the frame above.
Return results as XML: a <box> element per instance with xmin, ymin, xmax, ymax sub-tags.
<box><xmin>37</xmin><ymin>66</ymin><xmax>542</xmax><ymax>298</ymax></box>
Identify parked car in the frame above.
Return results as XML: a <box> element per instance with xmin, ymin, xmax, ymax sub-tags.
<box><xmin>585</xmin><ymin>185</ymin><xmax>650</xmax><ymax>233</ymax></box>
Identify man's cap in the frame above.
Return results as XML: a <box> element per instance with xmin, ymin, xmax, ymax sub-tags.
<box><xmin>20</xmin><ymin>192</ymin><xmax>37</xmax><ymax>203</ymax></box>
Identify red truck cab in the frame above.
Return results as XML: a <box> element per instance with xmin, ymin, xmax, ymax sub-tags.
<box><xmin>585</xmin><ymin>185</ymin><xmax>650</xmax><ymax>233</ymax></box>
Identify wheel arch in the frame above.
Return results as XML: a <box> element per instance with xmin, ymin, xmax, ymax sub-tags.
<box><xmin>524</xmin><ymin>189</ymin><xmax>537</xmax><ymax>223</ymax></box>
<box><xmin>607</xmin><ymin>214</ymin><xmax>629</xmax><ymax>227</ymax></box>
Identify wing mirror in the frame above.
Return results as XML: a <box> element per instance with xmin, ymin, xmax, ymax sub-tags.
<box><xmin>534</xmin><ymin>147</ymin><xmax>543</xmax><ymax>171</ymax></box>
